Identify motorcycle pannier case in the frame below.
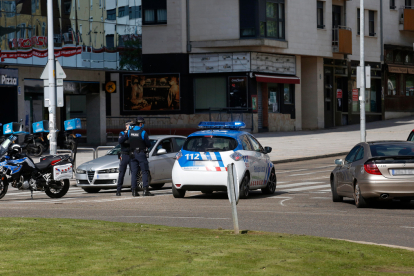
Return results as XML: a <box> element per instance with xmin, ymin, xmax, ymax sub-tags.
<box><xmin>64</xmin><ymin>118</ymin><xmax>82</xmax><ymax>131</ymax></box>
<box><xmin>33</xmin><ymin>120</ymin><xmax>49</xmax><ymax>133</ymax></box>
<box><xmin>53</xmin><ymin>164</ymin><xmax>73</xmax><ymax>180</ymax></box>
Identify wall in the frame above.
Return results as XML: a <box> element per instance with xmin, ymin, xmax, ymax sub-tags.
<box><xmin>142</xmin><ymin>0</ymin><xmax>187</xmax><ymax>54</ymax></box>
<box><xmin>301</xmin><ymin>57</ymin><xmax>324</xmax><ymax>129</ymax></box>
<box><xmin>268</xmin><ymin>113</ymin><xmax>295</xmax><ymax>132</ymax></box>
<box><xmin>382</xmin><ymin>0</ymin><xmax>414</xmax><ymax>47</ymax></box>
<box><xmin>189</xmin><ymin>0</ymin><xmax>239</xmax><ymax>41</ymax></box>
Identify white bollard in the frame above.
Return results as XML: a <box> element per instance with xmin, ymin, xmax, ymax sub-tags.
<box><xmin>227</xmin><ymin>163</ymin><xmax>239</xmax><ymax>234</ymax></box>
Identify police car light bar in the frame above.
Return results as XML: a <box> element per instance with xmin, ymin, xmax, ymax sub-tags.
<box><xmin>198</xmin><ymin>121</ymin><xmax>246</xmax><ymax>129</ymax></box>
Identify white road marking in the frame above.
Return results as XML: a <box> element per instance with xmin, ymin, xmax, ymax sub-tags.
<box><xmin>280</xmin><ymin>198</ymin><xmax>291</xmax><ymax>206</ymax></box>
<box><xmin>276</xmin><ymin>169</ymin><xmax>308</xmax><ymax>174</ymax></box>
<box><xmin>280</xmin><ymin>184</ymin><xmax>330</xmax><ymax>192</ymax></box>
<box><xmin>401</xmin><ymin>226</ymin><xmax>414</xmax><ymax>229</ymax></box>
<box><xmin>310</xmin><ymin>197</ymin><xmax>331</xmax><ymax>199</ymax></box>
<box><xmin>289</xmin><ymin>170</ymin><xmax>332</xmax><ymax>177</ymax></box>
<box><xmin>319</xmin><ymin>189</ymin><xmax>332</xmax><ymax>192</ymax></box>
<box><xmin>277</xmin><ymin>182</ymin><xmax>324</xmax><ymax>188</ymax></box>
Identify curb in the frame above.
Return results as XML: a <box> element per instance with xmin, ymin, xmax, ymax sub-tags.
<box><xmin>271</xmin><ymin>152</ymin><xmax>349</xmax><ymax>164</ymax></box>
<box><xmin>333</xmin><ymin>238</ymin><xmax>414</xmax><ymax>252</ymax></box>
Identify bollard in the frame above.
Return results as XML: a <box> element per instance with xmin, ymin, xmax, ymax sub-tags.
<box><xmin>227</xmin><ymin>163</ymin><xmax>240</xmax><ymax>234</ymax></box>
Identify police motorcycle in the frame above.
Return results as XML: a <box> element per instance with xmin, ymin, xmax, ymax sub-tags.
<box><xmin>57</xmin><ymin>118</ymin><xmax>82</xmax><ymax>152</ymax></box>
<box><xmin>21</xmin><ymin>120</ymin><xmax>50</xmax><ymax>157</ymax></box>
<box><xmin>0</xmin><ymin>135</ymin><xmax>72</xmax><ymax>200</ymax></box>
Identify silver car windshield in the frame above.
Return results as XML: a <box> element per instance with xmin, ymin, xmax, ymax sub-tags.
<box><xmin>106</xmin><ymin>139</ymin><xmax>158</xmax><ymax>155</ymax></box>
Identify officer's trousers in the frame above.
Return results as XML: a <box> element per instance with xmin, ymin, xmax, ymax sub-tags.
<box><xmin>117</xmin><ymin>153</ymin><xmax>131</xmax><ymax>192</ymax></box>
<box><xmin>130</xmin><ymin>151</ymin><xmax>149</xmax><ymax>189</ymax></box>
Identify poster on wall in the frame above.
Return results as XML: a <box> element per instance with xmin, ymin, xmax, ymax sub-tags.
<box><xmin>251</xmin><ymin>95</ymin><xmax>258</xmax><ymax>112</ymax></box>
<box><xmin>122</xmin><ymin>74</ymin><xmax>180</xmax><ymax>112</ymax></box>
<box><xmin>228</xmin><ymin>77</ymin><xmax>248</xmax><ymax>109</ymax></box>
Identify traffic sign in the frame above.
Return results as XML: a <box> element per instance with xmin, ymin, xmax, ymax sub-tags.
<box><xmin>40</xmin><ymin>59</ymin><xmax>66</xmax><ymax>80</ymax></box>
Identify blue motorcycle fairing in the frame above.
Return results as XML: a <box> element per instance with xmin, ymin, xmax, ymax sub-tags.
<box><xmin>3</xmin><ymin>164</ymin><xmax>22</xmax><ymax>174</ymax></box>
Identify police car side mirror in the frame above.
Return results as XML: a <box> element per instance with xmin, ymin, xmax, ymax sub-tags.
<box><xmin>264</xmin><ymin>147</ymin><xmax>272</xmax><ymax>154</ymax></box>
<box><xmin>157</xmin><ymin>148</ymin><xmax>167</xmax><ymax>155</ymax></box>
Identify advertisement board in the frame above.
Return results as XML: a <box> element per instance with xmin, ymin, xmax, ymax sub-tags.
<box><xmin>122</xmin><ymin>74</ymin><xmax>180</xmax><ymax>112</ymax></box>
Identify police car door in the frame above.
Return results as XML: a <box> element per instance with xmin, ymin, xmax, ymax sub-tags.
<box><xmin>151</xmin><ymin>138</ymin><xmax>176</xmax><ymax>181</ymax></box>
<box><xmin>247</xmin><ymin>135</ymin><xmax>267</xmax><ymax>186</ymax></box>
<box><xmin>239</xmin><ymin>134</ymin><xmax>255</xmax><ymax>179</ymax></box>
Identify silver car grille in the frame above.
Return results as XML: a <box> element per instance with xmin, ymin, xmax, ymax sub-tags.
<box><xmin>87</xmin><ymin>171</ymin><xmax>95</xmax><ymax>182</ymax></box>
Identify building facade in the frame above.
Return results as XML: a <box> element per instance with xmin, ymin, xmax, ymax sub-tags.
<box><xmin>1</xmin><ymin>0</ymin><xmax>413</xmax><ymax>144</ymax></box>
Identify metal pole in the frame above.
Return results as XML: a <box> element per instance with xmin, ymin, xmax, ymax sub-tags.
<box><xmin>227</xmin><ymin>164</ymin><xmax>239</xmax><ymax>234</ymax></box>
<box><xmin>47</xmin><ymin>0</ymin><xmax>57</xmax><ymax>154</ymax></box>
<box><xmin>360</xmin><ymin>0</ymin><xmax>366</xmax><ymax>142</ymax></box>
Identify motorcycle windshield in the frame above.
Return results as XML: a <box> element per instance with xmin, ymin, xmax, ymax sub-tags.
<box><xmin>0</xmin><ymin>136</ymin><xmax>16</xmax><ymax>157</ymax></box>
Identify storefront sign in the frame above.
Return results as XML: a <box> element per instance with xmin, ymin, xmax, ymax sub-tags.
<box><xmin>352</xmin><ymin>89</ymin><xmax>359</xmax><ymax>101</ymax></box>
<box><xmin>388</xmin><ymin>66</ymin><xmax>408</xmax><ymax>74</ymax></box>
<box><xmin>336</xmin><ymin>89</ymin><xmax>343</xmax><ymax>99</ymax></box>
<box><xmin>408</xmin><ymin>68</ymin><xmax>414</xmax><ymax>75</ymax></box>
<box><xmin>122</xmin><ymin>74</ymin><xmax>180</xmax><ymax>112</ymax></box>
<box><xmin>0</xmin><ymin>69</ymin><xmax>18</xmax><ymax>86</ymax></box>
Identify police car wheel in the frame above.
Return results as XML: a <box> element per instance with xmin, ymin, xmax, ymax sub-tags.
<box><xmin>172</xmin><ymin>185</ymin><xmax>186</xmax><ymax>198</ymax></box>
<box><xmin>239</xmin><ymin>175</ymin><xmax>250</xmax><ymax>199</ymax></box>
<box><xmin>83</xmin><ymin>188</ymin><xmax>101</xmax><ymax>193</ymax></box>
<box><xmin>261</xmin><ymin>169</ymin><xmax>276</xmax><ymax>194</ymax></box>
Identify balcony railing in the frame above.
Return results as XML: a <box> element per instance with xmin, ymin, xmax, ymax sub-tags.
<box><xmin>399</xmin><ymin>6</ymin><xmax>414</xmax><ymax>31</ymax></box>
<box><xmin>332</xmin><ymin>26</ymin><xmax>352</xmax><ymax>55</ymax></box>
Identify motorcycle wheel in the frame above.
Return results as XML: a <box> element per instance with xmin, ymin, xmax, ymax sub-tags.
<box><xmin>0</xmin><ymin>178</ymin><xmax>8</xmax><ymax>200</ymax></box>
<box><xmin>32</xmin><ymin>144</ymin><xmax>45</xmax><ymax>157</ymax></box>
<box><xmin>45</xmin><ymin>179</ymin><xmax>70</xmax><ymax>198</ymax></box>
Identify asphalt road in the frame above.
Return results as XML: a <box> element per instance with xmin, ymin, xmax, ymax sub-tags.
<box><xmin>1</xmin><ymin>156</ymin><xmax>413</xmax><ymax>249</ymax></box>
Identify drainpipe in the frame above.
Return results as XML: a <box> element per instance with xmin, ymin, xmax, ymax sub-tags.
<box><xmin>380</xmin><ymin>0</ymin><xmax>384</xmax><ymax>63</ymax></box>
<box><xmin>186</xmin><ymin>0</ymin><xmax>191</xmax><ymax>52</ymax></box>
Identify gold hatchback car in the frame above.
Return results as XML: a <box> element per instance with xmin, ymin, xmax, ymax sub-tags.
<box><xmin>331</xmin><ymin>141</ymin><xmax>414</xmax><ymax>208</ymax></box>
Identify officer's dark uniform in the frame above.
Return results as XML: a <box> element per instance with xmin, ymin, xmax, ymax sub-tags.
<box><xmin>116</xmin><ymin>128</ymin><xmax>131</xmax><ymax>196</ymax></box>
<box><xmin>118</xmin><ymin>118</ymin><xmax>154</xmax><ymax>197</ymax></box>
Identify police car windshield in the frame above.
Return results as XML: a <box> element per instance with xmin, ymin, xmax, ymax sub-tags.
<box><xmin>183</xmin><ymin>136</ymin><xmax>237</xmax><ymax>152</ymax></box>
<box><xmin>106</xmin><ymin>139</ymin><xmax>158</xmax><ymax>155</ymax></box>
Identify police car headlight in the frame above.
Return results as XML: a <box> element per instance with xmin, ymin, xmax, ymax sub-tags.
<box><xmin>76</xmin><ymin>169</ymin><xmax>86</xmax><ymax>174</ymax></box>
<box><xmin>230</xmin><ymin>152</ymin><xmax>243</xmax><ymax>161</ymax></box>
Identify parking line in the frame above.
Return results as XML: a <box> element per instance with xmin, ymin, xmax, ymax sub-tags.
<box><xmin>289</xmin><ymin>170</ymin><xmax>332</xmax><ymax>177</ymax></box>
<box><xmin>280</xmin><ymin>184</ymin><xmax>330</xmax><ymax>192</ymax></box>
<box><xmin>119</xmin><ymin>215</ymin><xmax>230</xmax><ymax>220</ymax></box>
<box><xmin>277</xmin><ymin>182</ymin><xmax>324</xmax><ymax>189</ymax></box>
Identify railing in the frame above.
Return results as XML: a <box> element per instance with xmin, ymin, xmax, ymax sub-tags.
<box><xmin>207</xmin><ymin>107</ymin><xmax>254</xmax><ymax>132</ymax></box>
<box><xmin>77</xmin><ymin>147</ymin><xmax>96</xmax><ymax>160</ymax></box>
<box><xmin>332</xmin><ymin>26</ymin><xmax>352</xmax><ymax>54</ymax></box>
<box><xmin>95</xmin><ymin>146</ymin><xmax>115</xmax><ymax>159</ymax></box>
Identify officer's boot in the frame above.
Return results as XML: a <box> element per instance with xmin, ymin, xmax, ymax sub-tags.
<box><xmin>132</xmin><ymin>189</ymin><xmax>139</xmax><ymax>197</ymax></box>
<box><xmin>143</xmin><ymin>188</ymin><xmax>154</xmax><ymax>197</ymax></box>
<box><xmin>116</xmin><ymin>190</ymin><xmax>121</xmax><ymax>196</ymax></box>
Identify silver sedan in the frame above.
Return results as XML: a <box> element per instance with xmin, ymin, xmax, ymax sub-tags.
<box><xmin>75</xmin><ymin>135</ymin><xmax>186</xmax><ymax>193</ymax></box>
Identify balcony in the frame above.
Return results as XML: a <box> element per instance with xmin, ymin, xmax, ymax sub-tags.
<box><xmin>399</xmin><ymin>6</ymin><xmax>414</xmax><ymax>31</ymax></box>
<box><xmin>332</xmin><ymin>26</ymin><xmax>352</xmax><ymax>55</ymax></box>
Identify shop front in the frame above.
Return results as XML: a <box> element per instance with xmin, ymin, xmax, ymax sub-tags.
<box><xmin>0</xmin><ymin>68</ymin><xmax>19</xmax><ymax>125</ymax></box>
<box><xmin>383</xmin><ymin>45</ymin><xmax>414</xmax><ymax>119</ymax></box>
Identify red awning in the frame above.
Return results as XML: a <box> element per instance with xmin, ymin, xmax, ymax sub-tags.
<box><xmin>255</xmin><ymin>74</ymin><xmax>300</xmax><ymax>84</ymax></box>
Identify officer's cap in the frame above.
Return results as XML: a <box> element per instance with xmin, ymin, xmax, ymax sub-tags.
<box><xmin>125</xmin><ymin>120</ymin><xmax>133</xmax><ymax>125</ymax></box>
<box><xmin>136</xmin><ymin>117</ymin><xmax>145</xmax><ymax>124</ymax></box>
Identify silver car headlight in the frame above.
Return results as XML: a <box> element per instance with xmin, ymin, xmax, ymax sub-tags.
<box><xmin>76</xmin><ymin>169</ymin><xmax>86</xmax><ymax>174</ymax></box>
<box><xmin>98</xmin><ymin>168</ymin><xmax>119</xmax><ymax>174</ymax></box>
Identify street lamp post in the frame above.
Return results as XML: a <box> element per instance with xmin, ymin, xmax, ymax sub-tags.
<box><xmin>47</xmin><ymin>0</ymin><xmax>57</xmax><ymax>154</ymax></box>
<box><xmin>360</xmin><ymin>0</ymin><xmax>366</xmax><ymax>142</ymax></box>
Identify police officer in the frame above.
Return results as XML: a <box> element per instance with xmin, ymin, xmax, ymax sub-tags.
<box><xmin>116</xmin><ymin>121</ymin><xmax>133</xmax><ymax>196</ymax></box>
<box><xmin>119</xmin><ymin>117</ymin><xmax>154</xmax><ymax>197</ymax></box>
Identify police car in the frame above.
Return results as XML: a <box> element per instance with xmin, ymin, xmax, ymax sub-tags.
<box><xmin>171</xmin><ymin>122</ymin><xmax>276</xmax><ymax>198</ymax></box>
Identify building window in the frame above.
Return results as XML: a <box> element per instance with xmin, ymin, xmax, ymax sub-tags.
<box><xmin>266</xmin><ymin>1</ymin><xmax>284</xmax><ymax>39</ymax></box>
<box><xmin>118</xmin><ymin>6</ymin><xmax>126</xmax><ymax>17</ymax></box>
<box><xmin>64</xmin><ymin>1</ymin><xmax>71</xmax><ymax>14</ymax></box>
<box><xmin>390</xmin><ymin>0</ymin><xmax>396</xmax><ymax>9</ymax></box>
<box><xmin>107</xmin><ymin>9</ymin><xmax>116</xmax><ymax>20</ymax></box>
<box><xmin>406</xmin><ymin>0</ymin><xmax>412</xmax><ymax>8</ymax></box>
<box><xmin>388</xmin><ymin>74</ymin><xmax>397</xmax><ymax>96</ymax></box>
<box><xmin>142</xmin><ymin>0</ymin><xmax>167</xmax><ymax>25</ymax></box>
<box><xmin>283</xmin><ymin>84</ymin><xmax>292</xmax><ymax>104</ymax></box>
<box><xmin>407</xmin><ymin>75</ymin><xmax>414</xmax><ymax>96</ymax></box>
<box><xmin>317</xmin><ymin>1</ymin><xmax>324</xmax><ymax>29</ymax></box>
<box><xmin>369</xmin><ymin>11</ymin><xmax>375</xmax><ymax>36</ymax></box>
<box><xmin>194</xmin><ymin>77</ymin><xmax>226</xmax><ymax>111</ymax></box>
<box><xmin>106</xmin><ymin>35</ymin><xmax>114</xmax><ymax>49</ymax></box>
<box><xmin>357</xmin><ymin>8</ymin><xmax>360</xmax><ymax>35</ymax></box>
<box><xmin>129</xmin><ymin>6</ymin><xmax>141</xmax><ymax>20</ymax></box>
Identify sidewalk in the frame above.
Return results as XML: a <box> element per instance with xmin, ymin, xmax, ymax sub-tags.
<box><xmin>254</xmin><ymin>116</ymin><xmax>414</xmax><ymax>163</ymax></box>
<box><xmin>71</xmin><ymin>116</ymin><xmax>414</xmax><ymax>167</ymax></box>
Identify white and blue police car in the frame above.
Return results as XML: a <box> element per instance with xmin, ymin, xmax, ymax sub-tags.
<box><xmin>171</xmin><ymin>121</ymin><xmax>276</xmax><ymax>198</ymax></box>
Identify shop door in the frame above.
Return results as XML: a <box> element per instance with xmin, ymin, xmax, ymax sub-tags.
<box><xmin>336</xmin><ymin>77</ymin><xmax>349</xmax><ymax>126</ymax></box>
<box><xmin>324</xmin><ymin>67</ymin><xmax>334</xmax><ymax>128</ymax></box>
<box><xmin>0</xmin><ymin>87</ymin><xmax>18</xmax><ymax>124</ymax></box>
